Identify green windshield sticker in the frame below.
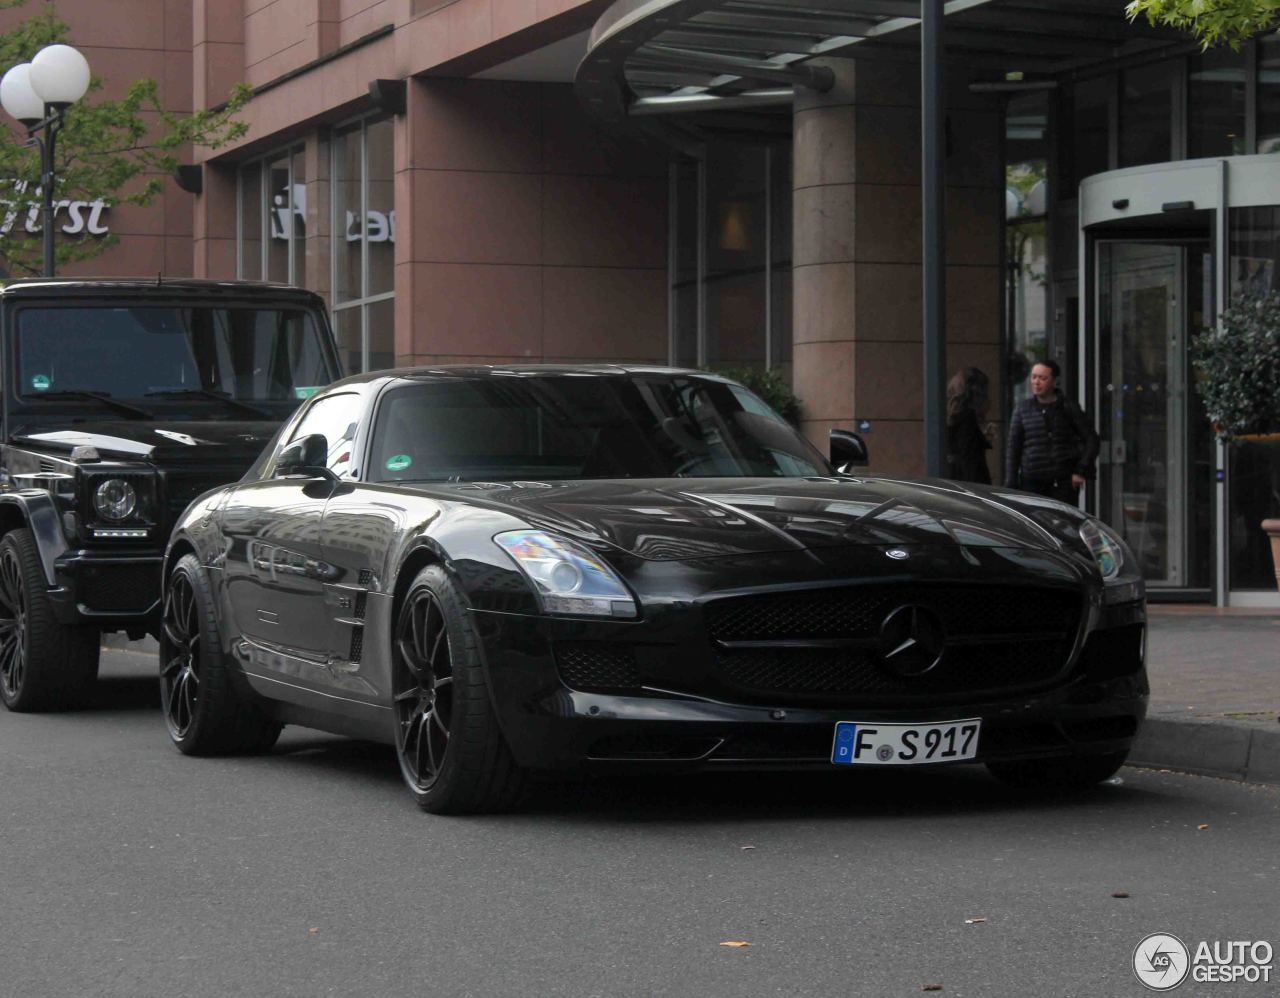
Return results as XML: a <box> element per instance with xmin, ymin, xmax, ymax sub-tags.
<box><xmin>385</xmin><ymin>454</ymin><xmax>412</xmax><ymax>472</ymax></box>
<box><xmin>293</xmin><ymin>386</ymin><xmax>322</xmax><ymax>400</ymax></box>
<box><xmin>31</xmin><ymin>374</ymin><xmax>50</xmax><ymax>392</ymax></box>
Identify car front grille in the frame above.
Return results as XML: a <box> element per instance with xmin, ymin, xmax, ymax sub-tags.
<box><xmin>77</xmin><ymin>562</ymin><xmax>162</xmax><ymax>613</ymax></box>
<box><xmin>161</xmin><ymin>471</ymin><xmax>239</xmax><ymax>528</ymax></box>
<box><xmin>704</xmin><ymin>585</ymin><xmax>1083</xmax><ymax>704</ymax></box>
<box><xmin>555</xmin><ymin>642</ymin><xmax>642</xmax><ymax>691</ymax></box>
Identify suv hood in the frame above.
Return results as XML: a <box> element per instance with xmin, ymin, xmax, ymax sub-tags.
<box><xmin>11</xmin><ymin>420</ymin><xmax>278</xmax><ymax>466</ymax></box>
<box><xmin>425</xmin><ymin>477</ymin><xmax>1062</xmax><ymax>560</ymax></box>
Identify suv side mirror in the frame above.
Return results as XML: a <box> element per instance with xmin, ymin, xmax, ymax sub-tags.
<box><xmin>829</xmin><ymin>429</ymin><xmax>869</xmax><ymax>472</ymax></box>
<box><xmin>275</xmin><ymin>433</ymin><xmax>331</xmax><ymax>479</ymax></box>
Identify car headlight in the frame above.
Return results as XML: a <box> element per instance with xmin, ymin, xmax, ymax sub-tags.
<box><xmin>495</xmin><ymin>529</ymin><xmax>637</xmax><ymax>618</ymax></box>
<box><xmin>1079</xmin><ymin>519</ymin><xmax>1124</xmax><ymax>581</ymax></box>
<box><xmin>93</xmin><ymin>478</ymin><xmax>138</xmax><ymax>521</ymax></box>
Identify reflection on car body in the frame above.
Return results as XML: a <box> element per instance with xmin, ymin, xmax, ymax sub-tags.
<box><xmin>159</xmin><ymin>366</ymin><xmax>1148</xmax><ymax>814</ymax></box>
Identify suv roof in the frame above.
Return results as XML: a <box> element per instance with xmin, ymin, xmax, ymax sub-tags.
<box><xmin>0</xmin><ymin>278</ymin><xmax>324</xmax><ymax>304</ymax></box>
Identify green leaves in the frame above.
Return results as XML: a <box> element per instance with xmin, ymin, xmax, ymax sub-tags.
<box><xmin>1126</xmin><ymin>0</ymin><xmax>1280</xmax><ymax>50</ymax></box>
<box><xmin>1191</xmin><ymin>291</ymin><xmax>1280</xmax><ymax>439</ymax></box>
<box><xmin>0</xmin><ymin>1</ymin><xmax>250</xmax><ymax>275</ymax></box>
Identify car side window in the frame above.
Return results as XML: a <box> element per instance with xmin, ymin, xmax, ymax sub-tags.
<box><xmin>285</xmin><ymin>392</ymin><xmax>363</xmax><ymax>475</ymax></box>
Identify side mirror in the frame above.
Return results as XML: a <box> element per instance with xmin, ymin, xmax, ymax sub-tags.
<box><xmin>275</xmin><ymin>433</ymin><xmax>331</xmax><ymax>479</ymax></box>
<box><xmin>829</xmin><ymin>429</ymin><xmax>869</xmax><ymax>472</ymax></box>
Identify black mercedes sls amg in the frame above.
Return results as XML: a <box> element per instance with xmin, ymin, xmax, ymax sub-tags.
<box><xmin>159</xmin><ymin>366</ymin><xmax>1148</xmax><ymax>813</ymax></box>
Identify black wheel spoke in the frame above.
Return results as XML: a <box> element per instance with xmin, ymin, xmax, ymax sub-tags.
<box><xmin>394</xmin><ymin>586</ymin><xmax>458</xmax><ymax>792</ymax></box>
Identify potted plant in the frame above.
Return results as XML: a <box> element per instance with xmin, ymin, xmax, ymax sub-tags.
<box><xmin>1191</xmin><ymin>291</ymin><xmax>1280</xmax><ymax>591</ymax></box>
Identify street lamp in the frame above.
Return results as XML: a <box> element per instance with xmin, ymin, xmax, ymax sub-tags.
<box><xmin>0</xmin><ymin>44</ymin><xmax>91</xmax><ymax>277</ymax></box>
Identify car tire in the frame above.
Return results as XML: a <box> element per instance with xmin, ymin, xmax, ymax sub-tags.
<box><xmin>987</xmin><ymin>750</ymin><xmax>1128</xmax><ymax>791</ymax></box>
<box><xmin>0</xmin><ymin>528</ymin><xmax>100</xmax><ymax>712</ymax></box>
<box><xmin>392</xmin><ymin>564</ymin><xmax>526</xmax><ymax>815</ymax></box>
<box><xmin>161</xmin><ymin>553</ymin><xmax>281</xmax><ymax>755</ymax></box>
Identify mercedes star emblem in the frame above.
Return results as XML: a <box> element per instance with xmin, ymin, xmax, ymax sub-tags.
<box><xmin>877</xmin><ymin>605</ymin><xmax>946</xmax><ymax>677</ymax></box>
<box><xmin>885</xmin><ymin>548</ymin><xmax>909</xmax><ymax>560</ymax></box>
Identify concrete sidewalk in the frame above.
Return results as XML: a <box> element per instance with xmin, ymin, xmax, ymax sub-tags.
<box><xmin>1131</xmin><ymin>607</ymin><xmax>1280</xmax><ymax>785</ymax></box>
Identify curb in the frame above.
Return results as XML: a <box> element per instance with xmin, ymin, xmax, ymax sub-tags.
<box><xmin>1130</xmin><ymin>716</ymin><xmax>1280</xmax><ymax>786</ymax></box>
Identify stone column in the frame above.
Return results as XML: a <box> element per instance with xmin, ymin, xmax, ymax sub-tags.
<box><xmin>792</xmin><ymin>56</ymin><xmax>1003</xmax><ymax>477</ymax></box>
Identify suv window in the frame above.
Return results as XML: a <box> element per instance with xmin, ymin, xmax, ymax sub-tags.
<box><xmin>287</xmin><ymin>392</ymin><xmax>362</xmax><ymax>475</ymax></box>
<box><xmin>16</xmin><ymin>305</ymin><xmax>331</xmax><ymax>402</ymax></box>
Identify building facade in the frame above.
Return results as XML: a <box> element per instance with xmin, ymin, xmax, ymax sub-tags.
<box><xmin>4</xmin><ymin>0</ymin><xmax>1278</xmax><ymax>606</ymax></box>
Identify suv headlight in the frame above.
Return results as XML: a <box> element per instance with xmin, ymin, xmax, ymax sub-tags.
<box><xmin>1079</xmin><ymin>518</ymin><xmax>1125</xmax><ymax>581</ymax></box>
<box><xmin>94</xmin><ymin>478</ymin><xmax>138</xmax><ymax>521</ymax></box>
<box><xmin>495</xmin><ymin>529</ymin><xmax>637</xmax><ymax>618</ymax></box>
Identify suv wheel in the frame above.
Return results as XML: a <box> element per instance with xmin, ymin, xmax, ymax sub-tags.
<box><xmin>0</xmin><ymin>528</ymin><xmax>100</xmax><ymax>712</ymax></box>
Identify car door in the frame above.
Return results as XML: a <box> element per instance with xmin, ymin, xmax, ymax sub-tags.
<box><xmin>220</xmin><ymin>391</ymin><xmax>363</xmax><ymax>677</ymax></box>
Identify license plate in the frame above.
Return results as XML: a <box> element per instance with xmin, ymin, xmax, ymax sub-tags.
<box><xmin>830</xmin><ymin>719</ymin><xmax>981</xmax><ymax>766</ymax></box>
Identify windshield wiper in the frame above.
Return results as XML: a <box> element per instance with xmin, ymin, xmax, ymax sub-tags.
<box><xmin>30</xmin><ymin>390</ymin><xmax>153</xmax><ymax>420</ymax></box>
<box><xmin>144</xmin><ymin>388</ymin><xmax>272</xmax><ymax>419</ymax></box>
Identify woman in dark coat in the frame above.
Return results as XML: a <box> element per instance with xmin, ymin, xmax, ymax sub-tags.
<box><xmin>946</xmin><ymin>367</ymin><xmax>992</xmax><ymax>484</ymax></box>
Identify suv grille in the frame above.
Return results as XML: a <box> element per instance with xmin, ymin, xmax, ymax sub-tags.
<box><xmin>704</xmin><ymin>585</ymin><xmax>1082</xmax><ymax>703</ymax></box>
<box><xmin>78</xmin><ymin>562</ymin><xmax>161</xmax><ymax>613</ymax></box>
<box><xmin>162</xmin><ymin>471</ymin><xmax>234</xmax><ymax>527</ymax></box>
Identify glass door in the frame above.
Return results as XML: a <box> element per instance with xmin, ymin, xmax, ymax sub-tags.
<box><xmin>1096</xmin><ymin>241</ymin><xmax>1213</xmax><ymax>589</ymax></box>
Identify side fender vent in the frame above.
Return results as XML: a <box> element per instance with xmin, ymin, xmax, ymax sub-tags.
<box><xmin>349</xmin><ymin>628</ymin><xmax>364</xmax><ymax>663</ymax></box>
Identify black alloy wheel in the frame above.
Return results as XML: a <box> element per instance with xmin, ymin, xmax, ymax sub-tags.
<box><xmin>160</xmin><ymin>553</ymin><xmax>281</xmax><ymax>755</ymax></box>
<box><xmin>0</xmin><ymin>528</ymin><xmax>99</xmax><ymax>712</ymax></box>
<box><xmin>0</xmin><ymin>544</ymin><xmax>28</xmax><ymax>702</ymax></box>
<box><xmin>160</xmin><ymin>570</ymin><xmax>201</xmax><ymax>738</ymax></box>
<box><xmin>391</xmin><ymin>565</ymin><xmax>525</xmax><ymax>814</ymax></box>
<box><xmin>393</xmin><ymin>587</ymin><xmax>455</xmax><ymax>792</ymax></box>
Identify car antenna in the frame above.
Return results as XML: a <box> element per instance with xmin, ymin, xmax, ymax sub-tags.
<box><xmin>156</xmin><ymin>271</ymin><xmax>162</xmax><ymax>286</ymax></box>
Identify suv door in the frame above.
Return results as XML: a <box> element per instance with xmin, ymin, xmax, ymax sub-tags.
<box><xmin>221</xmin><ymin>392</ymin><xmax>362</xmax><ymax>677</ymax></box>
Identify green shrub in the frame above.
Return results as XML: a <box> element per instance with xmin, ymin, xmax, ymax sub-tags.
<box><xmin>1191</xmin><ymin>292</ymin><xmax>1280</xmax><ymax>440</ymax></box>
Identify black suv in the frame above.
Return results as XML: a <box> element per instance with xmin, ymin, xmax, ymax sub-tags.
<box><xmin>0</xmin><ymin>279</ymin><xmax>342</xmax><ymax>711</ymax></box>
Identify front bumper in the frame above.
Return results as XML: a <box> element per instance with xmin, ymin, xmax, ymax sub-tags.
<box><xmin>472</xmin><ymin>599</ymin><xmax>1149</xmax><ymax>773</ymax></box>
<box><xmin>49</xmin><ymin>549</ymin><xmax>163</xmax><ymax>626</ymax></box>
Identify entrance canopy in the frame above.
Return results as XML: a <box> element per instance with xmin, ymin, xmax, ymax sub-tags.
<box><xmin>576</xmin><ymin>0</ymin><xmax>1189</xmax><ymax>126</ymax></box>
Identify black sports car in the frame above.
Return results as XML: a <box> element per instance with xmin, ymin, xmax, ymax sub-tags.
<box><xmin>160</xmin><ymin>366</ymin><xmax>1148</xmax><ymax>813</ymax></box>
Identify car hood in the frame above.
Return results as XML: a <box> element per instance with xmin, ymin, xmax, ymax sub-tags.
<box><xmin>424</xmin><ymin>477</ymin><xmax>1062</xmax><ymax>560</ymax></box>
<box><xmin>10</xmin><ymin>419</ymin><xmax>279</xmax><ymax>466</ymax></box>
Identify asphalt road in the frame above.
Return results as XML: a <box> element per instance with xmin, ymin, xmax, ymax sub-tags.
<box><xmin>2</xmin><ymin>648</ymin><xmax>1277</xmax><ymax>998</ymax></box>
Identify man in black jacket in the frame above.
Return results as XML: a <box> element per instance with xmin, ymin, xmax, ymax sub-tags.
<box><xmin>1005</xmin><ymin>359</ymin><xmax>1100</xmax><ymax>503</ymax></box>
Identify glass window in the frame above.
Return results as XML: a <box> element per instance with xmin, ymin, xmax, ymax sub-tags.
<box><xmin>670</xmin><ymin>160</ymin><xmax>699</xmax><ymax>369</ymax></box>
<box><xmin>330</xmin><ymin>117</ymin><xmax>395</xmax><ymax>373</ymax></box>
<box><xmin>1189</xmin><ymin>47</ymin><xmax>1246</xmax><ymax>158</ymax></box>
<box><xmin>239</xmin><ymin>165</ymin><xmax>262</xmax><ymax>280</ymax></box>
<box><xmin>366</xmin><ymin>117</ymin><xmax>395</xmax><ymax>298</ymax></box>
<box><xmin>1258</xmin><ymin>36</ymin><xmax>1280</xmax><ymax>153</ymax></box>
<box><xmin>370</xmin><ymin>374</ymin><xmax>828</xmax><ymax>483</ymax></box>
<box><xmin>266</xmin><ymin>155</ymin><xmax>290</xmax><ymax>282</ymax></box>
<box><xmin>367</xmin><ymin>297</ymin><xmax>395</xmax><ymax>372</ymax></box>
<box><xmin>332</xmin><ymin>126</ymin><xmax>360</xmax><ymax>305</ymax></box>
<box><xmin>1121</xmin><ymin>62</ymin><xmax>1174</xmax><ymax>168</ymax></box>
<box><xmin>16</xmin><ymin>306</ymin><xmax>333</xmax><ymax>404</ymax></box>
<box><xmin>1069</xmin><ymin>76</ymin><xmax>1112</xmax><ymax>187</ymax></box>
<box><xmin>288</xmin><ymin>392</ymin><xmax>363</xmax><ymax>474</ymax></box>
<box><xmin>1005</xmin><ymin>91</ymin><xmax>1049</xmax><ymax>410</ymax></box>
<box><xmin>333</xmin><ymin>305</ymin><xmax>362</xmax><ymax>376</ymax></box>
<box><xmin>704</xmin><ymin>144</ymin><xmax>767</xmax><ymax>372</ymax></box>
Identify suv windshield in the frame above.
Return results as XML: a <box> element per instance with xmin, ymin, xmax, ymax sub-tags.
<box><xmin>371</xmin><ymin>374</ymin><xmax>830</xmax><ymax>482</ymax></box>
<box><xmin>16</xmin><ymin>305</ymin><xmax>332</xmax><ymax>404</ymax></box>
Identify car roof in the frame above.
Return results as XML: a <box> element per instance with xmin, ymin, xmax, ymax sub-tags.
<box><xmin>0</xmin><ymin>277</ymin><xmax>324</xmax><ymax>303</ymax></box>
<box><xmin>323</xmin><ymin>364</ymin><xmax>716</xmax><ymax>392</ymax></box>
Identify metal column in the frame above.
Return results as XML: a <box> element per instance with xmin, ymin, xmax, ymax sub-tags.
<box><xmin>921</xmin><ymin>0</ymin><xmax>947</xmax><ymax>476</ymax></box>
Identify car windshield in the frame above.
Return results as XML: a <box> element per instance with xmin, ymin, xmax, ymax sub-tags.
<box><xmin>371</xmin><ymin>374</ymin><xmax>830</xmax><ymax>482</ymax></box>
<box><xmin>15</xmin><ymin>305</ymin><xmax>332</xmax><ymax>404</ymax></box>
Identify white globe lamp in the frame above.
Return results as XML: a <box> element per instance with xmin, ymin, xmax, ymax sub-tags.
<box><xmin>29</xmin><ymin>44</ymin><xmax>90</xmax><ymax>108</ymax></box>
<box><xmin>0</xmin><ymin>62</ymin><xmax>44</xmax><ymax>124</ymax></box>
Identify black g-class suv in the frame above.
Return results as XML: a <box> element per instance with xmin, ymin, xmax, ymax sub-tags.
<box><xmin>0</xmin><ymin>279</ymin><xmax>341</xmax><ymax>711</ymax></box>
